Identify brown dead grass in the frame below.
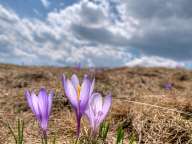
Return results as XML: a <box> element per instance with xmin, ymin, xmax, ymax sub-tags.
<box><xmin>0</xmin><ymin>64</ymin><xmax>192</xmax><ymax>143</ymax></box>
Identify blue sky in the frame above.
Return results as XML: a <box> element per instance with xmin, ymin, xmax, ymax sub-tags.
<box><xmin>0</xmin><ymin>0</ymin><xmax>77</xmax><ymax>18</ymax></box>
<box><xmin>0</xmin><ymin>0</ymin><xmax>192</xmax><ymax>68</ymax></box>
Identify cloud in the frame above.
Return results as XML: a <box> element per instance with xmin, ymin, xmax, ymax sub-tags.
<box><xmin>0</xmin><ymin>0</ymin><xmax>191</xmax><ymax>68</ymax></box>
<box><xmin>0</xmin><ymin>2</ymin><xmax>132</xmax><ymax>67</ymax></box>
<box><xmin>122</xmin><ymin>0</ymin><xmax>192</xmax><ymax>19</ymax></box>
<box><xmin>126</xmin><ymin>56</ymin><xmax>185</xmax><ymax>68</ymax></box>
<box><xmin>128</xmin><ymin>17</ymin><xmax>192</xmax><ymax>61</ymax></box>
<box><xmin>40</xmin><ymin>0</ymin><xmax>50</xmax><ymax>8</ymax></box>
<box><xmin>121</xmin><ymin>0</ymin><xmax>192</xmax><ymax>61</ymax></box>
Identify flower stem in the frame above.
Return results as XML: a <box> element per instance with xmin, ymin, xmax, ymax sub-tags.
<box><xmin>76</xmin><ymin>116</ymin><xmax>81</xmax><ymax>138</ymax></box>
<box><xmin>75</xmin><ymin>137</ymin><xmax>79</xmax><ymax>144</ymax></box>
<box><xmin>42</xmin><ymin>131</ymin><xmax>48</xmax><ymax>144</ymax></box>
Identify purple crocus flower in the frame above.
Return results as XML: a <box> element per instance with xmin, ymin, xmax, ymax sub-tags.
<box><xmin>62</xmin><ymin>74</ymin><xmax>94</xmax><ymax>137</ymax></box>
<box><xmin>75</xmin><ymin>63</ymin><xmax>82</xmax><ymax>71</ymax></box>
<box><xmin>25</xmin><ymin>88</ymin><xmax>54</xmax><ymax>134</ymax></box>
<box><xmin>85</xmin><ymin>93</ymin><xmax>112</xmax><ymax>135</ymax></box>
<box><xmin>164</xmin><ymin>83</ymin><xmax>172</xmax><ymax>90</ymax></box>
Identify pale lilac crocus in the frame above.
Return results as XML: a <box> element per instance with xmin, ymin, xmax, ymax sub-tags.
<box><xmin>62</xmin><ymin>74</ymin><xmax>94</xmax><ymax>137</ymax></box>
<box><xmin>164</xmin><ymin>83</ymin><xmax>172</xmax><ymax>90</ymax></box>
<box><xmin>25</xmin><ymin>88</ymin><xmax>54</xmax><ymax>134</ymax></box>
<box><xmin>85</xmin><ymin>93</ymin><xmax>112</xmax><ymax>135</ymax></box>
<box><xmin>75</xmin><ymin>63</ymin><xmax>82</xmax><ymax>71</ymax></box>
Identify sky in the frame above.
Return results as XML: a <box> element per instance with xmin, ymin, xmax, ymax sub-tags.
<box><xmin>0</xmin><ymin>0</ymin><xmax>192</xmax><ymax>68</ymax></box>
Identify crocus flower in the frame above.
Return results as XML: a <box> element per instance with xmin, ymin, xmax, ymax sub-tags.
<box><xmin>164</xmin><ymin>83</ymin><xmax>172</xmax><ymax>90</ymax></box>
<box><xmin>75</xmin><ymin>63</ymin><xmax>82</xmax><ymax>71</ymax></box>
<box><xmin>62</xmin><ymin>74</ymin><xmax>94</xmax><ymax>137</ymax></box>
<box><xmin>25</xmin><ymin>88</ymin><xmax>54</xmax><ymax>134</ymax></box>
<box><xmin>85</xmin><ymin>93</ymin><xmax>112</xmax><ymax>135</ymax></box>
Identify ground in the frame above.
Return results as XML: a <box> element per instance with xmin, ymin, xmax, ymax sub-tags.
<box><xmin>0</xmin><ymin>64</ymin><xmax>192</xmax><ymax>144</ymax></box>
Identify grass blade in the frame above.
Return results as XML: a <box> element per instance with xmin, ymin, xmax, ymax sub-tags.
<box><xmin>7</xmin><ymin>122</ymin><xmax>17</xmax><ymax>144</ymax></box>
<box><xmin>18</xmin><ymin>119</ymin><xmax>21</xmax><ymax>143</ymax></box>
<box><xmin>99</xmin><ymin>122</ymin><xmax>109</xmax><ymax>142</ymax></box>
<box><xmin>116</xmin><ymin>126</ymin><xmax>124</xmax><ymax>144</ymax></box>
<box><xmin>20</xmin><ymin>119</ymin><xmax>24</xmax><ymax>144</ymax></box>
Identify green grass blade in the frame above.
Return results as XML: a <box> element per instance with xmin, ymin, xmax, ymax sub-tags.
<box><xmin>116</xmin><ymin>127</ymin><xmax>124</xmax><ymax>144</ymax></box>
<box><xmin>129</xmin><ymin>133</ymin><xmax>137</xmax><ymax>144</ymax></box>
<box><xmin>7</xmin><ymin>122</ymin><xmax>17</xmax><ymax>144</ymax></box>
<box><xmin>18</xmin><ymin>119</ymin><xmax>21</xmax><ymax>143</ymax></box>
<box><xmin>20</xmin><ymin>119</ymin><xmax>24</xmax><ymax>144</ymax></box>
<box><xmin>99</xmin><ymin>122</ymin><xmax>109</xmax><ymax>141</ymax></box>
<box><xmin>52</xmin><ymin>135</ymin><xmax>56</xmax><ymax>144</ymax></box>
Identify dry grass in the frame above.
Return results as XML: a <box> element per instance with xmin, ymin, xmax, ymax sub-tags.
<box><xmin>0</xmin><ymin>64</ymin><xmax>192</xmax><ymax>143</ymax></box>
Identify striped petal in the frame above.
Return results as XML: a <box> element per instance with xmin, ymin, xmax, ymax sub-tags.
<box><xmin>65</xmin><ymin>79</ymin><xmax>78</xmax><ymax>108</ymax></box>
<box><xmin>31</xmin><ymin>91</ymin><xmax>40</xmax><ymax>120</ymax></box>
<box><xmin>48</xmin><ymin>90</ymin><xmax>54</xmax><ymax>116</ymax></box>
<box><xmin>25</xmin><ymin>90</ymin><xmax>34</xmax><ymax>113</ymax></box>
<box><xmin>71</xmin><ymin>74</ymin><xmax>79</xmax><ymax>90</ymax></box>
<box><xmin>91</xmin><ymin>93</ymin><xmax>103</xmax><ymax>115</ymax></box>
<box><xmin>100</xmin><ymin>94</ymin><xmax>112</xmax><ymax>122</ymax></box>
<box><xmin>85</xmin><ymin>104</ymin><xmax>95</xmax><ymax>129</ymax></box>
<box><xmin>38</xmin><ymin>88</ymin><xmax>49</xmax><ymax>122</ymax></box>
<box><xmin>79</xmin><ymin>76</ymin><xmax>90</xmax><ymax>113</ymax></box>
<box><xmin>89</xmin><ymin>78</ymin><xmax>95</xmax><ymax>96</ymax></box>
<box><xmin>61</xmin><ymin>74</ymin><xmax>66</xmax><ymax>88</ymax></box>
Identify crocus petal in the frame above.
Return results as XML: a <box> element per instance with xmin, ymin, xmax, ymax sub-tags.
<box><xmin>89</xmin><ymin>78</ymin><xmax>95</xmax><ymax>96</ymax></box>
<box><xmin>40</xmin><ymin>115</ymin><xmax>48</xmax><ymax>131</ymax></box>
<box><xmin>79</xmin><ymin>77</ymin><xmax>90</xmax><ymax>112</ymax></box>
<box><xmin>71</xmin><ymin>74</ymin><xmax>79</xmax><ymax>89</ymax></box>
<box><xmin>25</xmin><ymin>90</ymin><xmax>34</xmax><ymax>113</ymax></box>
<box><xmin>65</xmin><ymin>79</ymin><xmax>78</xmax><ymax>108</ymax></box>
<box><xmin>38</xmin><ymin>88</ymin><xmax>49</xmax><ymax>120</ymax></box>
<box><xmin>61</xmin><ymin>74</ymin><xmax>66</xmax><ymax>88</ymax></box>
<box><xmin>48</xmin><ymin>90</ymin><xmax>54</xmax><ymax>116</ymax></box>
<box><xmin>100</xmin><ymin>94</ymin><xmax>112</xmax><ymax>122</ymax></box>
<box><xmin>89</xmin><ymin>93</ymin><xmax>98</xmax><ymax>105</ymax></box>
<box><xmin>91</xmin><ymin>93</ymin><xmax>103</xmax><ymax>115</ymax></box>
<box><xmin>31</xmin><ymin>91</ymin><xmax>41</xmax><ymax>119</ymax></box>
<box><xmin>85</xmin><ymin>105</ymin><xmax>95</xmax><ymax>129</ymax></box>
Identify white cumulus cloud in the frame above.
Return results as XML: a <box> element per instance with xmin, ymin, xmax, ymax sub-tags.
<box><xmin>126</xmin><ymin>56</ymin><xmax>185</xmax><ymax>68</ymax></box>
<box><xmin>0</xmin><ymin>0</ymin><xmax>191</xmax><ymax>68</ymax></box>
<box><xmin>40</xmin><ymin>0</ymin><xmax>50</xmax><ymax>8</ymax></box>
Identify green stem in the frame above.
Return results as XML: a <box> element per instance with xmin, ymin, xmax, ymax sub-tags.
<box><xmin>75</xmin><ymin>137</ymin><xmax>79</xmax><ymax>144</ymax></box>
<box><xmin>42</xmin><ymin>131</ymin><xmax>48</xmax><ymax>144</ymax></box>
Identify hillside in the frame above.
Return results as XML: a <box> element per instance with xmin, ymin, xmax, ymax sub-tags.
<box><xmin>0</xmin><ymin>64</ymin><xmax>192</xmax><ymax>143</ymax></box>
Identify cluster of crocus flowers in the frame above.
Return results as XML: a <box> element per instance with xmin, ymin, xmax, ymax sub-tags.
<box><xmin>62</xmin><ymin>74</ymin><xmax>112</xmax><ymax>137</ymax></box>
<box><xmin>25</xmin><ymin>73</ymin><xmax>112</xmax><ymax>142</ymax></box>
<box><xmin>25</xmin><ymin>88</ymin><xmax>54</xmax><ymax>136</ymax></box>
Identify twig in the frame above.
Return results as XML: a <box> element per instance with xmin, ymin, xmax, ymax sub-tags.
<box><xmin>138</xmin><ymin>121</ymin><xmax>143</xmax><ymax>144</ymax></box>
<box><xmin>114</xmin><ymin>98</ymin><xmax>192</xmax><ymax>117</ymax></box>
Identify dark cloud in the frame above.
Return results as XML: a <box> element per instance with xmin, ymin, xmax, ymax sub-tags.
<box><xmin>71</xmin><ymin>24</ymin><xmax>129</xmax><ymax>47</ymax></box>
<box><xmin>0</xmin><ymin>43</ymin><xmax>12</xmax><ymax>53</ymax></box>
<box><xmin>122</xmin><ymin>0</ymin><xmax>192</xmax><ymax>61</ymax></box>
<box><xmin>125</xmin><ymin>0</ymin><xmax>192</xmax><ymax>19</ymax></box>
<box><xmin>130</xmin><ymin>21</ymin><xmax>192</xmax><ymax>60</ymax></box>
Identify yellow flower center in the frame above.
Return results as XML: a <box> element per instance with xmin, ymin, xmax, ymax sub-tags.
<box><xmin>77</xmin><ymin>85</ymin><xmax>81</xmax><ymax>101</ymax></box>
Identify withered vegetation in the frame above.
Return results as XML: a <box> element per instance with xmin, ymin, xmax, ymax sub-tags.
<box><xmin>0</xmin><ymin>64</ymin><xmax>192</xmax><ymax>143</ymax></box>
